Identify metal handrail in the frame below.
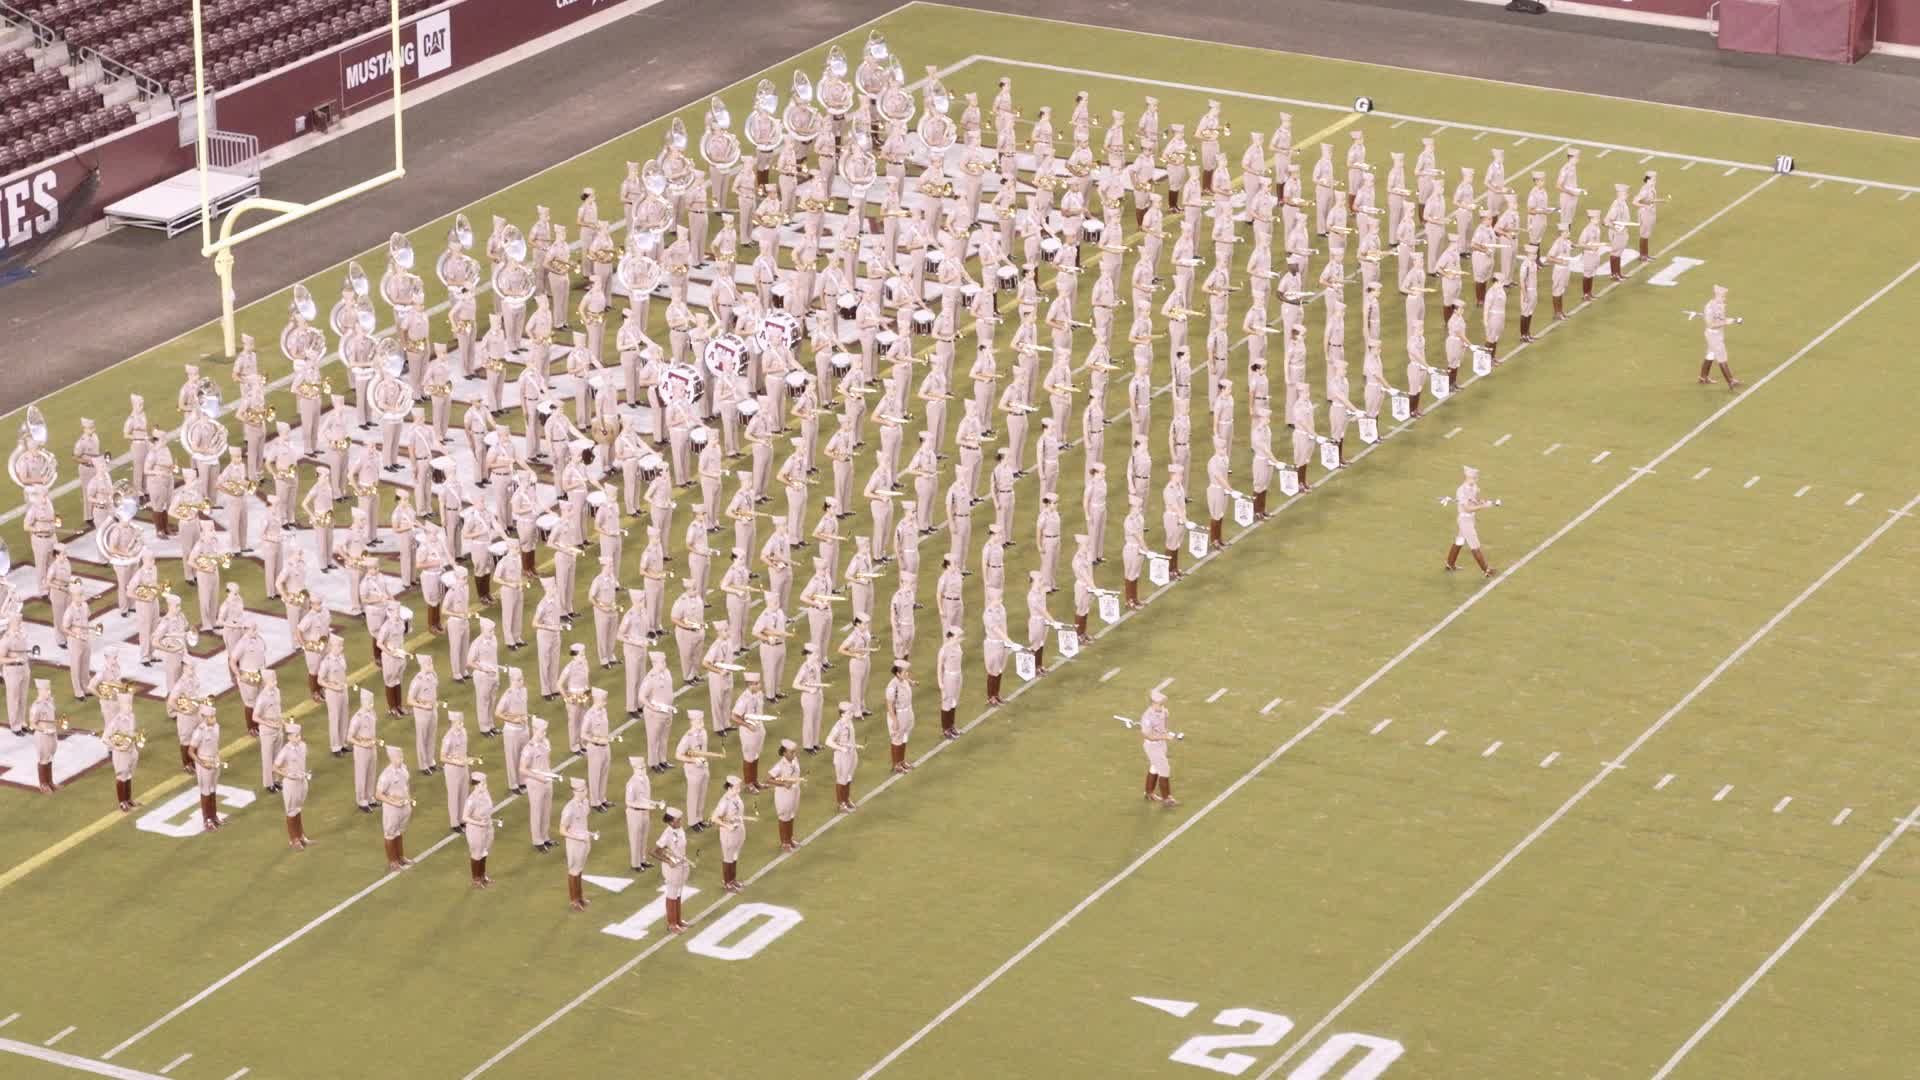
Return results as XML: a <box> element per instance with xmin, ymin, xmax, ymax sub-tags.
<box><xmin>0</xmin><ymin>1</ymin><xmax>170</xmax><ymax>99</ymax></box>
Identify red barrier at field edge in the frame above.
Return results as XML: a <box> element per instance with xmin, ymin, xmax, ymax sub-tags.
<box><xmin>0</xmin><ymin>0</ymin><xmax>640</xmax><ymax>256</ymax></box>
<box><xmin>1531</xmin><ymin>0</ymin><xmax>1918</xmax><ymax>53</ymax></box>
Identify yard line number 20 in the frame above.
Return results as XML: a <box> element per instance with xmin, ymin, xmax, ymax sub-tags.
<box><xmin>1172</xmin><ymin>1007</ymin><xmax>1402</xmax><ymax>1078</ymax></box>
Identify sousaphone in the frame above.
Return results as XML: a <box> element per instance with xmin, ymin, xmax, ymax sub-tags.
<box><xmin>818</xmin><ymin>46</ymin><xmax>855</xmax><ymax>119</ymax></box>
<box><xmin>99</xmin><ymin>481</ymin><xmax>148</xmax><ymax>567</ymax></box>
<box><xmin>700</xmin><ymin>97</ymin><xmax>742</xmax><ymax>171</ymax></box>
<box><xmin>182</xmin><ymin>413</ymin><xmax>229</xmax><ymax>467</ymax></box>
<box><xmin>877</xmin><ymin>60</ymin><xmax>916</xmax><ymax>127</ymax></box>
<box><xmin>659</xmin><ymin>119</ymin><xmax>696</xmax><ymax>195</ymax></box>
<box><xmin>854</xmin><ymin>31</ymin><xmax>892</xmax><ymax>97</ymax></box>
<box><xmin>744</xmin><ymin>80</ymin><xmax>784</xmax><ymax>155</ymax></box>
<box><xmin>7</xmin><ymin>405</ymin><xmax>56</xmax><ymax>490</ymax></box>
<box><xmin>839</xmin><ymin>140</ymin><xmax>878</xmax><ymax>197</ymax></box>
<box><xmin>617</xmin><ymin>236</ymin><xmax>663</xmax><ymax>299</ymax></box>
<box><xmin>437</xmin><ymin>214</ymin><xmax>479</xmax><ymax>288</ymax></box>
<box><xmin>380</xmin><ymin>232</ymin><xmax>417</xmax><ymax>308</ymax></box>
<box><xmin>783</xmin><ymin>71</ymin><xmax>823</xmax><ymax>144</ymax></box>
<box><xmin>916</xmin><ymin>72</ymin><xmax>955</xmax><ymax>153</ymax></box>
<box><xmin>330</xmin><ymin>261</ymin><xmax>373</xmax><ymax>338</ymax></box>
<box><xmin>492</xmin><ymin>251</ymin><xmax>537</xmax><ymax>307</ymax></box>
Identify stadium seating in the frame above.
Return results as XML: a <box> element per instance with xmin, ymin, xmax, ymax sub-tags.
<box><xmin>13</xmin><ymin>0</ymin><xmax>440</xmax><ymax>97</ymax></box>
<box><xmin>2</xmin><ymin>0</ymin><xmax>431</xmax><ymax>179</ymax></box>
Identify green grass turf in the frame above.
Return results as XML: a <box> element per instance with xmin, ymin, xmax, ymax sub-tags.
<box><xmin>2</xmin><ymin>4</ymin><xmax>1919</xmax><ymax>1078</ymax></box>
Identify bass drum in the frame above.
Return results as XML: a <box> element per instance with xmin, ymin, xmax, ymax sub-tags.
<box><xmin>761</xmin><ymin>310</ymin><xmax>801</xmax><ymax>351</ymax></box>
<box><xmin>703</xmin><ymin>334</ymin><xmax>750</xmax><ymax>378</ymax></box>
<box><xmin>660</xmin><ymin>362</ymin><xmax>705</xmax><ymax>406</ymax></box>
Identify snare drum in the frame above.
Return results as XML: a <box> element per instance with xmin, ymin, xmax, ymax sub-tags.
<box><xmin>925</xmin><ymin>248</ymin><xmax>945</xmax><ymax>273</ymax></box>
<box><xmin>1082</xmin><ymin>218</ymin><xmax>1105</xmax><ymax>244</ymax></box>
<box><xmin>736</xmin><ymin>399</ymin><xmax>761</xmax><ymax>419</ymax></box>
<box><xmin>961</xmin><ymin>283</ymin><xmax>981</xmax><ymax>307</ymax></box>
<box><xmin>995</xmin><ymin>263</ymin><xmax>1019</xmax><ymax>292</ymax></box>
<box><xmin>875</xmin><ymin>329</ymin><xmax>900</xmax><ymax>351</ymax></box>
<box><xmin>785</xmin><ymin>369</ymin><xmax>810</xmax><ymax>390</ymax></box>
<box><xmin>910</xmin><ymin>308</ymin><xmax>935</xmax><ymax>336</ymax></box>
<box><xmin>689</xmin><ymin>425</ymin><xmax>711</xmax><ymax>447</ymax></box>
<box><xmin>1039</xmin><ymin>235</ymin><xmax>1063</xmax><ymax>258</ymax></box>
<box><xmin>829</xmin><ymin>352</ymin><xmax>855</xmax><ymax>373</ymax></box>
<box><xmin>836</xmin><ymin>291</ymin><xmax>859</xmax><ymax>319</ymax></box>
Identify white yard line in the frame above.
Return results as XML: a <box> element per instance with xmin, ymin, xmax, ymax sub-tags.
<box><xmin>1773</xmin><ymin>796</ymin><xmax>1792</xmax><ymax>813</ymax></box>
<box><xmin>971</xmin><ymin>56</ymin><xmax>1920</xmax><ymax>195</ymax></box>
<box><xmin>1542</xmin><ymin>443</ymin><xmax>1562</xmax><ymax>456</ymax></box>
<box><xmin>1745</xmin><ymin>475</ymin><xmax>1762</xmax><ymax>489</ymax></box>
<box><xmin>1692</xmin><ymin>467</ymin><xmax>1711</xmax><ymax>480</ymax></box>
<box><xmin>0</xmin><ymin>1038</ymin><xmax>169</xmax><ymax>1079</ymax></box>
<box><xmin>1150</xmin><ymin>676</ymin><xmax>1176</xmax><ymax>694</ymax></box>
<box><xmin>1369</xmin><ymin>718</ymin><xmax>1394</xmax><ymax>735</ymax></box>
<box><xmin>1810</xmin><ymin>179</ymin><xmax>1826</xmax><ymax>190</ymax></box>
<box><xmin>1714</xmin><ymin>784</ymin><xmax>1734</xmax><ymax>802</ymax></box>
<box><xmin>857</xmin><ymin>249</ymin><xmax>1920</xmax><ymax>1080</ymax></box>
<box><xmin>1443</xmin><ymin>426</ymin><xmax>1463</xmax><ymax>439</ymax></box>
<box><xmin>1833</xmin><ymin>808</ymin><xmax>1852</xmax><ymax>826</ymax></box>
<box><xmin>1261</xmin><ymin>698</ymin><xmax>1283</xmax><ymax>715</ymax></box>
<box><xmin>1846</xmin><ymin>492</ymin><xmax>1864</xmax><ymax>506</ymax></box>
<box><xmin>104</xmin><ymin>698</ymin><xmax>663</xmax><ymax>1059</ymax></box>
<box><xmin>1539</xmin><ymin>752</ymin><xmax>1560</xmax><ymax>768</ymax></box>
<box><xmin>159</xmin><ymin>1053</ymin><xmax>191</xmax><ymax>1074</ymax></box>
<box><xmin>1099</xmin><ymin>667</ymin><xmax>1121</xmax><ymax>682</ymax></box>
<box><xmin>1794</xmin><ymin>485</ymin><xmax>1811</xmax><ymax>497</ymax></box>
<box><xmin>1205</xmin><ymin>687</ymin><xmax>1228</xmax><ymax>704</ymax></box>
<box><xmin>0</xmin><ymin>1014</ymin><xmax>14</xmax><ymax>1030</ymax></box>
<box><xmin>45</xmin><ymin>1027</ymin><xmax>76</xmax><ymax>1047</ymax></box>
<box><xmin>1425</xmin><ymin>729</ymin><xmax>1447</xmax><ymax>746</ymax></box>
<box><xmin>223</xmin><ymin>1070</ymin><xmax>251</xmax><ymax>1080</ymax></box>
<box><xmin>1590</xmin><ymin>450</ymin><xmax>1611</xmax><ymax>464</ymax></box>
<box><xmin>1493</xmin><ymin>433</ymin><xmax>1512</xmax><ymax>446</ymax></box>
<box><xmin>1656</xmin><ymin>773</ymin><xmax>1675</xmax><ymax>790</ymax></box>
<box><xmin>1481</xmin><ymin>741</ymin><xmax>1500</xmax><ymax>758</ymax></box>
<box><xmin>1650</xmin><ymin>805</ymin><xmax>1920</xmax><ymax>1079</ymax></box>
<box><xmin>1256</xmin><ymin>488</ymin><xmax>1920</xmax><ymax>1078</ymax></box>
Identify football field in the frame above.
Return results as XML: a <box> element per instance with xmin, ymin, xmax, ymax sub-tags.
<box><xmin>4</xmin><ymin>4</ymin><xmax>1920</xmax><ymax>1078</ymax></box>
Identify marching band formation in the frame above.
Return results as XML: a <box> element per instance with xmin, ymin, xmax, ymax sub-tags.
<box><xmin>1</xmin><ymin>32</ymin><xmax>1722</xmax><ymax>916</ymax></box>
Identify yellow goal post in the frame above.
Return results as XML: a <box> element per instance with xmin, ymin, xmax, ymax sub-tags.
<box><xmin>191</xmin><ymin>0</ymin><xmax>408</xmax><ymax>357</ymax></box>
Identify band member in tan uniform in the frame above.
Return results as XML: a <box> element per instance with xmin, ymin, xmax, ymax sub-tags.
<box><xmin>191</xmin><ymin>704</ymin><xmax>223</xmax><ymax>830</ymax></box>
<box><xmin>654</xmin><ymin>807</ymin><xmax>691</xmax><ymax>933</ymax></box>
<box><xmin>827</xmin><ymin>701</ymin><xmax>860</xmax><ymax>813</ymax></box>
<box><xmin>378</xmin><ymin>744</ymin><xmax>415</xmax><ymax>869</ymax></box>
<box><xmin>768</xmin><ymin>740</ymin><xmax>803</xmax><ymax>851</ymax></box>
<box><xmin>1698</xmin><ymin>284</ymin><xmax>1742</xmax><ymax>390</ymax></box>
<box><xmin>464</xmin><ymin>771</ymin><xmax>497</xmax><ymax>888</ymax></box>
<box><xmin>275</xmin><ymin>720</ymin><xmax>312</xmax><ymax>849</ymax></box>
<box><xmin>714</xmin><ymin>775</ymin><xmax>749</xmax><ymax>893</ymax></box>
<box><xmin>1140</xmin><ymin>688</ymin><xmax>1179</xmax><ymax>807</ymax></box>
<box><xmin>1445</xmin><ymin>465</ymin><xmax>1500</xmax><ymax>577</ymax></box>
<box><xmin>624</xmin><ymin>755</ymin><xmax>659</xmax><ymax>872</ymax></box>
<box><xmin>562</xmin><ymin>776</ymin><xmax>594</xmax><ymax>910</ymax></box>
